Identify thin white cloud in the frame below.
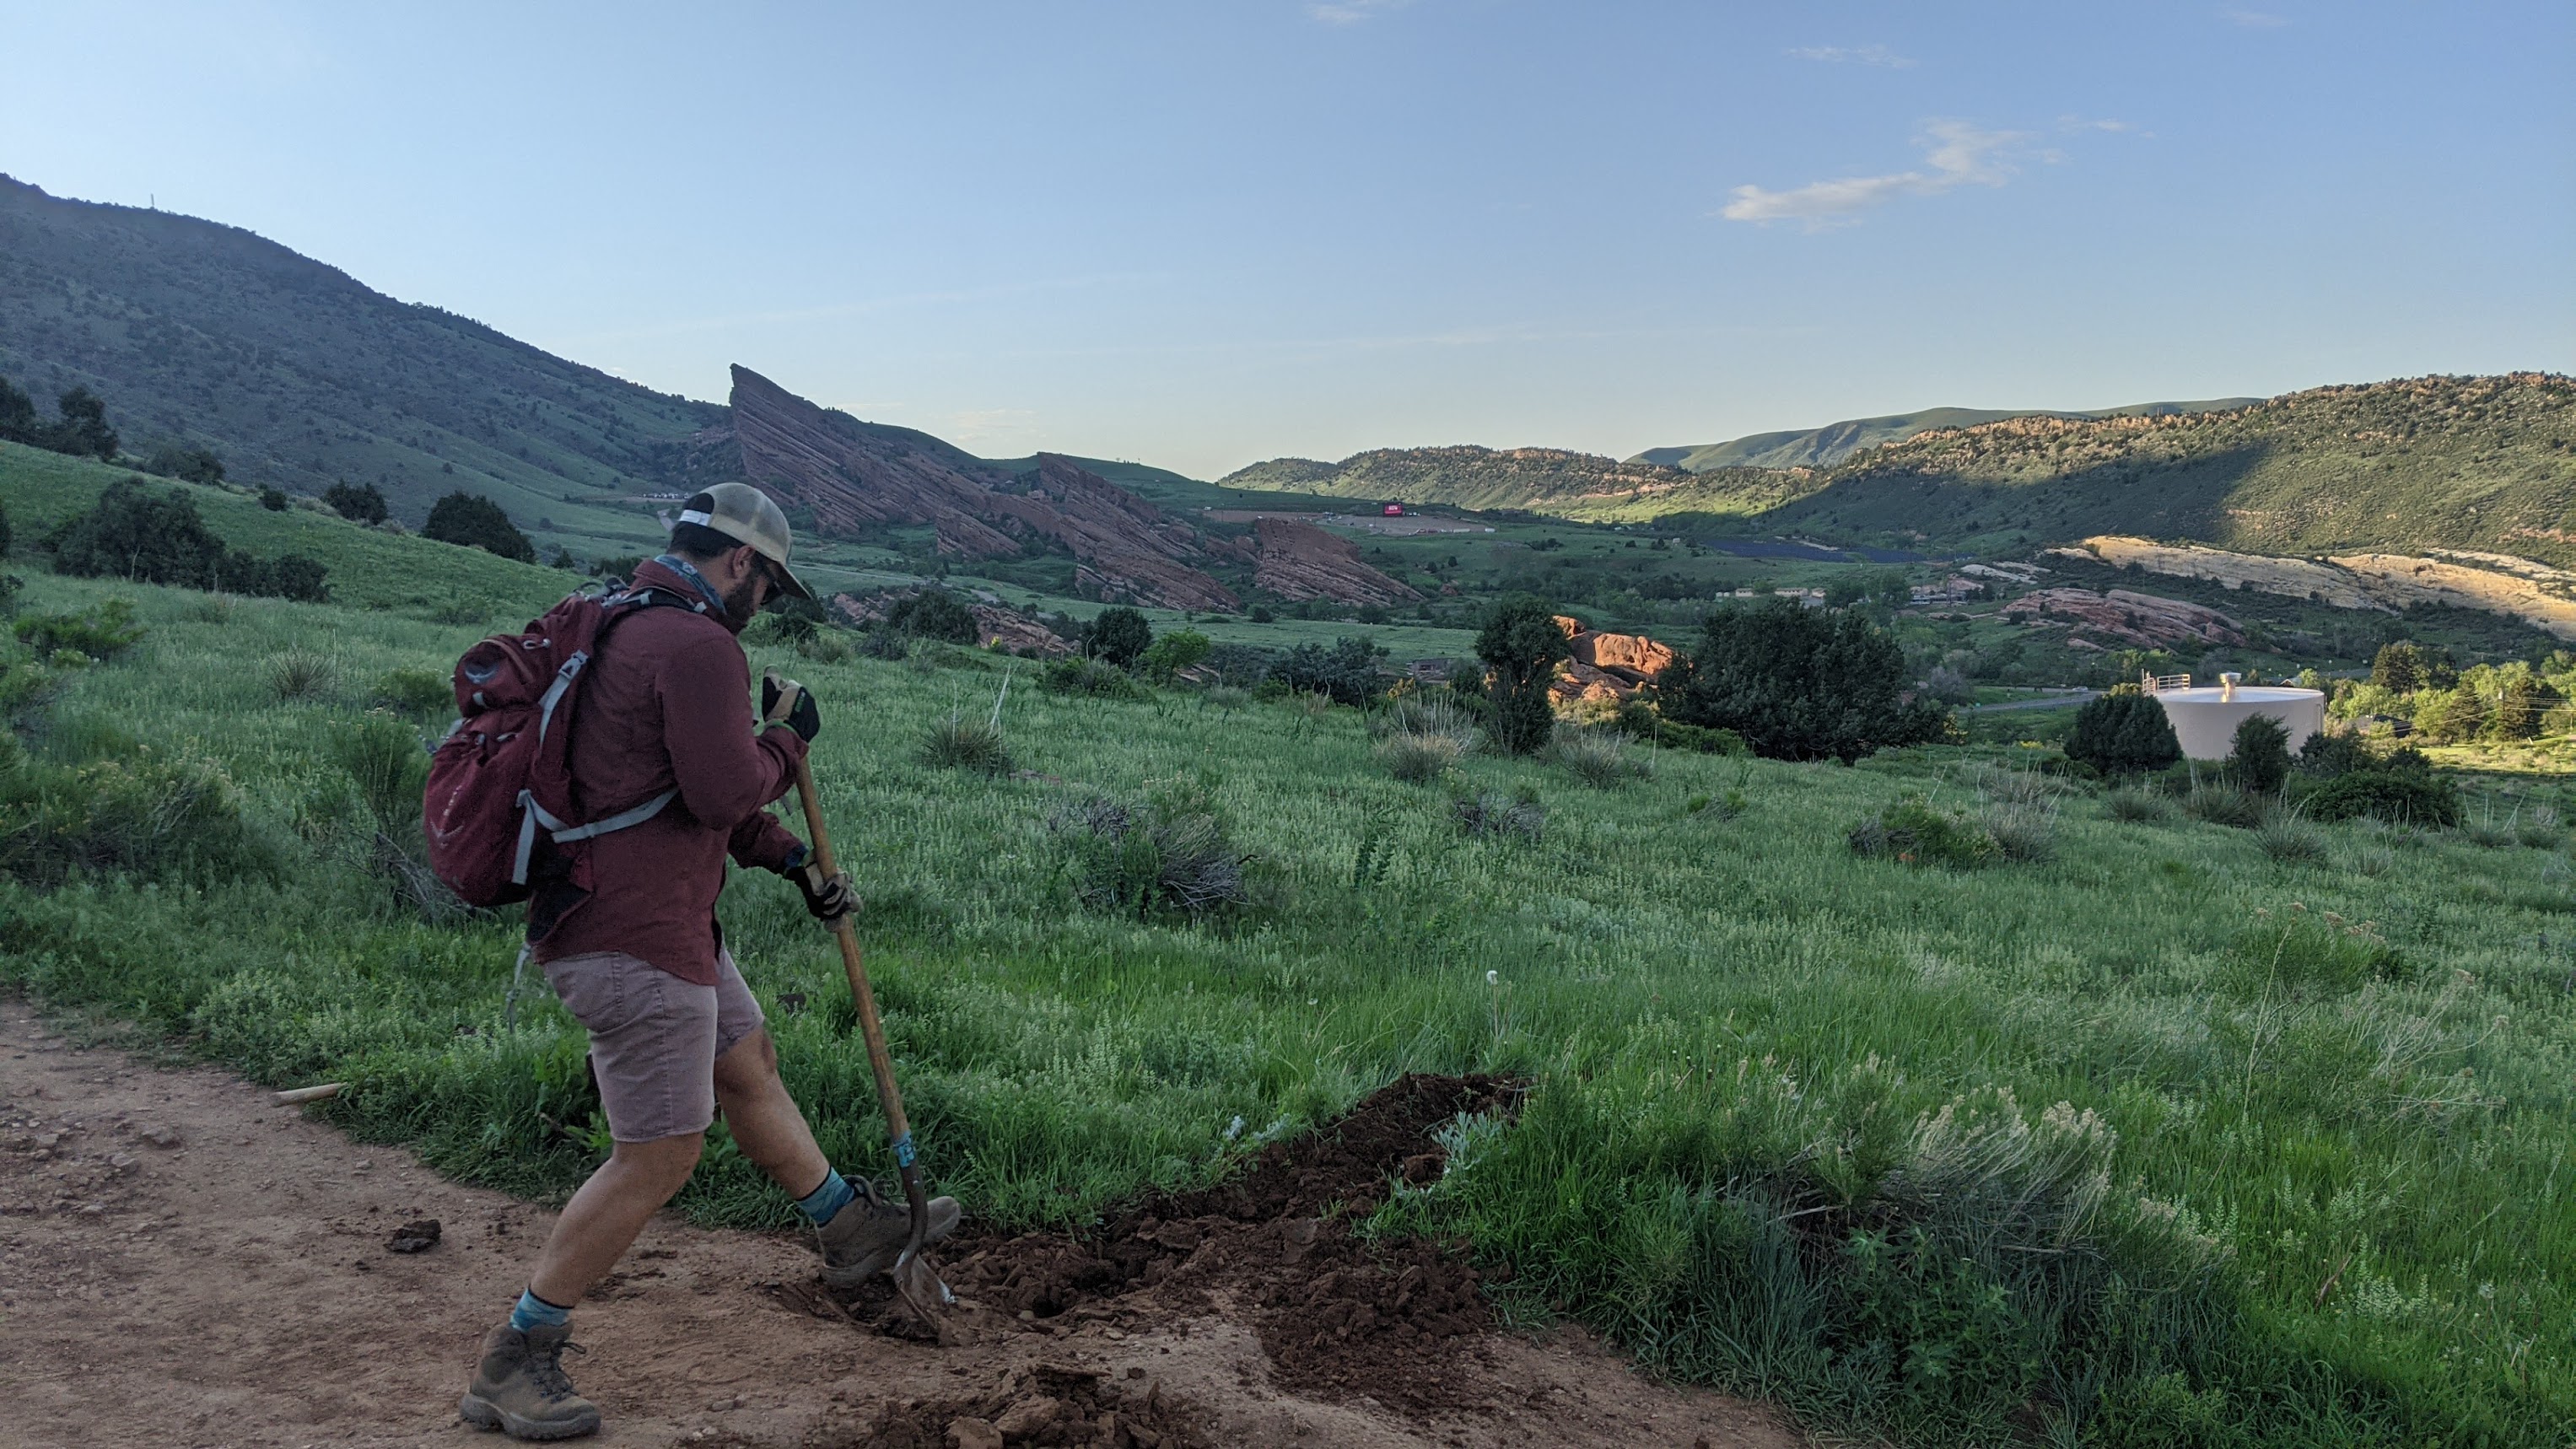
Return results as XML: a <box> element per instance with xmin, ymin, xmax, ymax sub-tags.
<box><xmin>1721</xmin><ymin>121</ymin><xmax>2027</xmax><ymax>229</ymax></box>
<box><xmin>1308</xmin><ymin>0</ymin><xmax>1410</xmax><ymax>24</ymax></box>
<box><xmin>2059</xmin><ymin>116</ymin><xmax>2137</xmax><ymax>132</ymax></box>
<box><xmin>2221</xmin><ymin>8</ymin><xmax>2288</xmax><ymax>27</ymax></box>
<box><xmin>1785</xmin><ymin>44</ymin><xmax>1916</xmax><ymax>68</ymax></box>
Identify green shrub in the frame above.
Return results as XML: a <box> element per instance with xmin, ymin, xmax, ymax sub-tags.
<box><xmin>2063</xmin><ymin>692</ymin><xmax>2181</xmax><ymax>776</ymax></box>
<box><xmin>423</xmin><ymin>491</ymin><xmax>534</xmax><ymax>563</ymax></box>
<box><xmin>2228</xmin><ymin>907</ymin><xmax>2397</xmax><ymax>996</ymax></box>
<box><xmin>859</xmin><ymin>626</ymin><xmax>910</xmax><ymax>661</ymax></box>
<box><xmin>0</xmin><ymin>733</ymin><xmax>273</xmax><ymax>886</ymax></box>
<box><xmin>1042</xmin><ymin>655</ymin><xmax>1147</xmax><ymax>701</ymax></box>
<box><xmin>1137</xmin><ymin>628</ymin><xmax>1211</xmax><ymax>680</ymax></box>
<box><xmin>330</xmin><ymin>713</ymin><xmax>429</xmax><ymax>830</ymax></box>
<box><xmin>323</xmin><ymin>480</ymin><xmax>387</xmax><ymax>523</ymax></box>
<box><xmin>2255</xmin><ymin>807</ymin><xmax>2328</xmax><ymax>864</ymax></box>
<box><xmin>889</xmin><ymin>589</ymin><xmax>978</xmax><ymax>644</ymax></box>
<box><xmin>1453</xmin><ymin>787</ymin><xmax>1544</xmax><ymax>841</ymax></box>
<box><xmin>1049</xmin><ymin>790</ymin><xmax>1248</xmax><ymax>919</ymax></box>
<box><xmin>258</xmin><ymin>486</ymin><xmax>289</xmax><ymax>512</ymax></box>
<box><xmin>2228</xmin><ymin>714</ymin><xmax>2292</xmax><ymax>795</ymax></box>
<box><xmin>13</xmin><ymin>597</ymin><xmax>144</xmax><ymax>660</ymax></box>
<box><xmin>1660</xmin><ymin>597</ymin><xmax>1946</xmax><ymax>762</ymax></box>
<box><xmin>372</xmin><ymin>667</ymin><xmax>455</xmax><ymax>717</ymax></box>
<box><xmin>1271</xmin><ymin>636</ymin><xmax>1390</xmax><ymax>708</ymax></box>
<box><xmin>919</xmin><ymin>709</ymin><xmax>1013</xmax><ymax>775</ymax></box>
<box><xmin>2104</xmin><ymin>789</ymin><xmax>2173</xmax><ymax>823</ymax></box>
<box><xmin>2302</xmin><ymin>770</ymin><xmax>2460</xmax><ymax>828</ymax></box>
<box><xmin>1475</xmin><ymin>594</ymin><xmax>1570</xmax><ymax>755</ymax></box>
<box><xmin>2517</xmin><ymin>804</ymin><xmax>2563</xmax><ymax>849</ymax></box>
<box><xmin>0</xmin><ymin>499</ymin><xmax>10</xmax><ymax>557</ymax></box>
<box><xmin>1081</xmin><ymin>606</ymin><xmax>1152</xmax><ymax>666</ymax></box>
<box><xmin>1850</xmin><ymin>798</ymin><xmax>1999</xmax><ymax>867</ymax></box>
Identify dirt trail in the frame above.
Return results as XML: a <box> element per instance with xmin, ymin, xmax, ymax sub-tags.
<box><xmin>0</xmin><ymin>996</ymin><xmax>1801</xmax><ymax>1449</ymax></box>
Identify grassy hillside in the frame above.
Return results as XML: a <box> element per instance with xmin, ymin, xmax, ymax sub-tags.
<box><xmin>1634</xmin><ymin>398</ymin><xmax>2260</xmax><ymax>473</ymax></box>
<box><xmin>5</xmin><ymin>561</ymin><xmax>2574</xmax><ymax>1444</ymax></box>
<box><xmin>0</xmin><ymin>175</ymin><xmax>717</xmax><ymax>557</ymax></box>
<box><xmin>0</xmin><ymin>439</ymin><xmax>574</xmax><ymax>620</ymax></box>
<box><xmin>1744</xmin><ymin>374</ymin><xmax>2576</xmax><ymax>563</ymax></box>
<box><xmin>1217</xmin><ymin>444</ymin><xmax>1706</xmax><ymax>512</ymax></box>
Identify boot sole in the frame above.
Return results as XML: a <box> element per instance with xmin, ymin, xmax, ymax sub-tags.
<box><xmin>460</xmin><ymin>1392</ymin><xmax>602</xmax><ymax>1441</ymax></box>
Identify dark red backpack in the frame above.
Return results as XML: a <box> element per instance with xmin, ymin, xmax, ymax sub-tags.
<box><xmin>423</xmin><ymin>583</ymin><xmax>704</xmax><ymax>908</ymax></box>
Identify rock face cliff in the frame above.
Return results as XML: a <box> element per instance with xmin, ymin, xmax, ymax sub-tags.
<box><xmin>2001</xmin><ymin>588</ymin><xmax>2247</xmax><ymax>650</ymax></box>
<box><xmin>1251</xmin><ymin>518</ymin><xmax>1421</xmax><ymax>606</ymax></box>
<box><xmin>710</xmin><ymin>366</ymin><xmax>1239</xmax><ymax>610</ymax></box>
<box><xmin>1548</xmin><ymin>615</ymin><xmax>1677</xmax><ymax>705</ymax></box>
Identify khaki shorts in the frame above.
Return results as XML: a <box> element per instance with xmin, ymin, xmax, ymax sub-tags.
<box><xmin>543</xmin><ymin>949</ymin><xmax>766</xmax><ymax>1144</ymax></box>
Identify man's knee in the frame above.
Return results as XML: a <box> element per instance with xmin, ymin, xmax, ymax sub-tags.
<box><xmin>612</xmin><ymin>1131</ymin><xmax>705</xmax><ymax>1198</ymax></box>
<box><xmin>714</xmin><ymin>1026</ymin><xmax>779</xmax><ymax>1096</ymax></box>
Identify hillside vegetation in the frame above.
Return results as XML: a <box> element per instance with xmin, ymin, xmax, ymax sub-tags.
<box><xmin>0</xmin><ymin>175</ymin><xmax>717</xmax><ymax>541</ymax></box>
<box><xmin>2</xmin><ymin>540</ymin><xmax>2572</xmax><ymax>1443</ymax></box>
<box><xmin>1219</xmin><ymin>444</ymin><xmax>1706</xmax><ymax>511</ymax></box>
<box><xmin>1747</xmin><ymin>374</ymin><xmax>2576</xmax><ymax>563</ymax></box>
<box><xmin>1632</xmin><ymin>398</ymin><xmax>2260</xmax><ymax>473</ymax></box>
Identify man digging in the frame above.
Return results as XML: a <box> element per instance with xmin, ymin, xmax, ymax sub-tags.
<box><xmin>460</xmin><ymin>483</ymin><xmax>960</xmax><ymax>1441</ymax></box>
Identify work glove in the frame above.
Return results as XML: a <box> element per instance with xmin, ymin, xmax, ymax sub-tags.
<box><xmin>761</xmin><ymin>669</ymin><xmax>821</xmax><ymax>743</ymax></box>
<box><xmin>786</xmin><ymin>858</ymin><xmax>857</xmax><ymax>924</ymax></box>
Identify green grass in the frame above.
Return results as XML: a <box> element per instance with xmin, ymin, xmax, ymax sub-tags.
<box><xmin>5</xmin><ymin>563</ymin><xmax>2576</xmax><ymax>1445</ymax></box>
<box><xmin>2</xmin><ymin>440</ymin><xmax>574</xmax><ymax>622</ymax></box>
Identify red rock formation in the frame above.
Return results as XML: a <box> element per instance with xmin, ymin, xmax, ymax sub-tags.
<box><xmin>2001</xmin><ymin>588</ymin><xmax>2245</xmax><ymax>649</ymax></box>
<box><xmin>1252</xmin><ymin>518</ymin><xmax>1421</xmax><ymax>605</ymax></box>
<box><xmin>1546</xmin><ymin>616</ymin><xmax>1678</xmax><ymax>704</ymax></box>
<box><xmin>716</xmin><ymin>366</ymin><xmax>1239</xmax><ymax>611</ymax></box>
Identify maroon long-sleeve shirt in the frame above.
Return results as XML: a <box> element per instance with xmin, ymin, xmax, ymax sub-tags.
<box><xmin>527</xmin><ymin>558</ymin><xmax>808</xmax><ymax>985</ymax></box>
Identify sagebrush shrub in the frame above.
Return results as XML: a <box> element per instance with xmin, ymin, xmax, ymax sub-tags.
<box><xmin>1043</xmin><ymin>655</ymin><xmax>1146</xmax><ymax>701</ymax></box>
<box><xmin>1050</xmin><ymin>792</ymin><xmax>1248</xmax><ymax>918</ymax></box>
<box><xmin>1851</xmin><ymin>798</ymin><xmax>1999</xmax><ymax>867</ymax></box>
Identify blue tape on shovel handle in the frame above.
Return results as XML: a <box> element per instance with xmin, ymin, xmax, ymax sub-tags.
<box><xmin>892</xmin><ymin>1131</ymin><xmax>917</xmax><ymax>1168</ymax></box>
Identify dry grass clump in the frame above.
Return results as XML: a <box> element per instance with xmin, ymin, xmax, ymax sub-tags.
<box><xmin>2255</xmin><ymin>808</ymin><xmax>2329</xmax><ymax>865</ymax></box>
<box><xmin>2183</xmin><ymin>783</ymin><xmax>2264</xmax><ymax>829</ymax></box>
<box><xmin>919</xmin><ymin>708</ymin><xmax>1013</xmax><ymax>775</ymax></box>
<box><xmin>1049</xmin><ymin>792</ymin><xmax>1249</xmax><ymax>919</ymax></box>
<box><xmin>1549</xmin><ymin>729</ymin><xmax>1652</xmax><ymax>789</ymax></box>
<box><xmin>1375</xmin><ymin>732</ymin><xmax>1464</xmax><ymax>784</ymax></box>
<box><xmin>1454</xmin><ymin>788</ymin><xmax>1544</xmax><ymax>841</ymax></box>
<box><xmin>2518</xmin><ymin>804</ymin><xmax>2563</xmax><ymax>849</ymax></box>
<box><xmin>2105</xmin><ymin>788</ymin><xmax>2173</xmax><ymax>823</ymax></box>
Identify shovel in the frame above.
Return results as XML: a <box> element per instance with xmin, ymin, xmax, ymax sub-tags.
<box><xmin>789</xmin><ymin>751</ymin><xmax>954</xmax><ymax>1332</ymax></box>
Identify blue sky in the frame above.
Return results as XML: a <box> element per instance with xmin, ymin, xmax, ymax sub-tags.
<box><xmin>3</xmin><ymin>1</ymin><xmax>2568</xmax><ymax>477</ymax></box>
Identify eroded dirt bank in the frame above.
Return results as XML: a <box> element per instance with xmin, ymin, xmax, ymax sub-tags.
<box><xmin>0</xmin><ymin>996</ymin><xmax>1800</xmax><ymax>1449</ymax></box>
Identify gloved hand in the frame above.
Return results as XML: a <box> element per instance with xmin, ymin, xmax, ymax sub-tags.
<box><xmin>786</xmin><ymin>859</ymin><xmax>857</xmax><ymax>924</ymax></box>
<box><xmin>761</xmin><ymin>669</ymin><xmax>821</xmax><ymax>743</ymax></box>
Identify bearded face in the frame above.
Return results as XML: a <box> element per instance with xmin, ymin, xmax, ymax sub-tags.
<box><xmin>721</xmin><ymin>569</ymin><xmax>765</xmax><ymax>632</ymax></box>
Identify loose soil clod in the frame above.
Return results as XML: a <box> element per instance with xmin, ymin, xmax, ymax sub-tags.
<box><xmin>800</xmin><ymin>1074</ymin><xmax>1523</xmax><ymax>1417</ymax></box>
<box><xmin>834</xmin><ymin>1363</ymin><xmax>1214</xmax><ymax>1448</ymax></box>
<box><xmin>386</xmin><ymin>1217</ymin><xmax>441</xmax><ymax>1252</ymax></box>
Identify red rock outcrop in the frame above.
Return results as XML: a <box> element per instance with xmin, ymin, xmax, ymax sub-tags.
<box><xmin>714</xmin><ymin>366</ymin><xmax>1239</xmax><ymax>611</ymax></box>
<box><xmin>1545</xmin><ymin>616</ymin><xmax>1679</xmax><ymax>704</ymax></box>
<box><xmin>2001</xmin><ymin>588</ymin><xmax>2245</xmax><ymax>649</ymax></box>
<box><xmin>1253</xmin><ymin>519</ymin><xmax>1421</xmax><ymax>606</ymax></box>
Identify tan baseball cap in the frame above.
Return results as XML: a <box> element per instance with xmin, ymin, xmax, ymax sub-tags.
<box><xmin>676</xmin><ymin>482</ymin><xmax>815</xmax><ymax>601</ymax></box>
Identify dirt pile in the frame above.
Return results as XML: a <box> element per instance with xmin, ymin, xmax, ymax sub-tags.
<box><xmin>805</xmin><ymin>1075</ymin><xmax>1522</xmax><ymax>1415</ymax></box>
<box><xmin>841</xmin><ymin>1362</ymin><xmax>1212</xmax><ymax>1448</ymax></box>
<box><xmin>1251</xmin><ymin>517</ymin><xmax>1423</xmax><ymax>606</ymax></box>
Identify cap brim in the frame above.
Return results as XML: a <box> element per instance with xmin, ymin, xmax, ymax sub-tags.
<box><xmin>770</xmin><ymin>558</ymin><xmax>816</xmax><ymax>601</ymax></box>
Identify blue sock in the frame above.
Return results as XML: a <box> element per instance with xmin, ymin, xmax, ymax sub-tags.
<box><xmin>795</xmin><ymin>1167</ymin><xmax>857</xmax><ymax>1225</ymax></box>
<box><xmin>509</xmin><ymin>1288</ymin><xmax>571</xmax><ymax>1334</ymax></box>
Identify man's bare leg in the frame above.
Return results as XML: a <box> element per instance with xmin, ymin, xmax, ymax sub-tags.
<box><xmin>712</xmin><ymin>1028</ymin><xmax>829</xmax><ymax>1197</ymax></box>
<box><xmin>526</xmin><ymin>1133</ymin><xmax>703</xmax><ymax>1306</ymax></box>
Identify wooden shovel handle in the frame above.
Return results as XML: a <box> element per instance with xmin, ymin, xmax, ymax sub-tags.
<box><xmin>790</xmin><ymin>754</ymin><xmax>913</xmax><ymax>1156</ymax></box>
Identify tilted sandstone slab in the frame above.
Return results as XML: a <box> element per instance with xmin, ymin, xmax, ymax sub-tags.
<box><xmin>2053</xmin><ymin>536</ymin><xmax>2379</xmax><ymax>610</ymax></box>
<box><xmin>2002</xmin><ymin>587</ymin><xmax>2246</xmax><ymax>649</ymax></box>
<box><xmin>2328</xmin><ymin>554</ymin><xmax>2576</xmax><ymax>639</ymax></box>
<box><xmin>1253</xmin><ymin>519</ymin><xmax>1421</xmax><ymax>605</ymax></box>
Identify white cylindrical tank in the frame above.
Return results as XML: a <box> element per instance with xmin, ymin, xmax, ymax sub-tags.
<box><xmin>2151</xmin><ymin>674</ymin><xmax>2326</xmax><ymax>760</ymax></box>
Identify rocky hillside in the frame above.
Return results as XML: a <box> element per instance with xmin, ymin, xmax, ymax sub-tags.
<box><xmin>0</xmin><ymin>175</ymin><xmax>717</xmax><ymax>535</ymax></box>
<box><xmin>1756</xmin><ymin>374</ymin><xmax>2576</xmax><ymax>564</ymax></box>
<box><xmin>1218</xmin><ymin>445</ymin><xmax>1702</xmax><ymax>512</ymax></box>
<box><xmin>1631</xmin><ymin>398</ymin><xmax>2257</xmax><ymax>473</ymax></box>
<box><xmin>703</xmin><ymin>366</ymin><xmax>1246</xmax><ymax>611</ymax></box>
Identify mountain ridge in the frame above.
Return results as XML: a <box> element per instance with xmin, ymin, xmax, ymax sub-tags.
<box><xmin>1631</xmin><ymin>398</ymin><xmax>2261</xmax><ymax>473</ymax></box>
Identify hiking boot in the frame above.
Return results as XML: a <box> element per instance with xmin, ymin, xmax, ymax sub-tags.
<box><xmin>459</xmin><ymin>1322</ymin><xmax>601</xmax><ymax>1441</ymax></box>
<box><xmin>815</xmin><ymin>1178</ymin><xmax>961</xmax><ymax>1285</ymax></box>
